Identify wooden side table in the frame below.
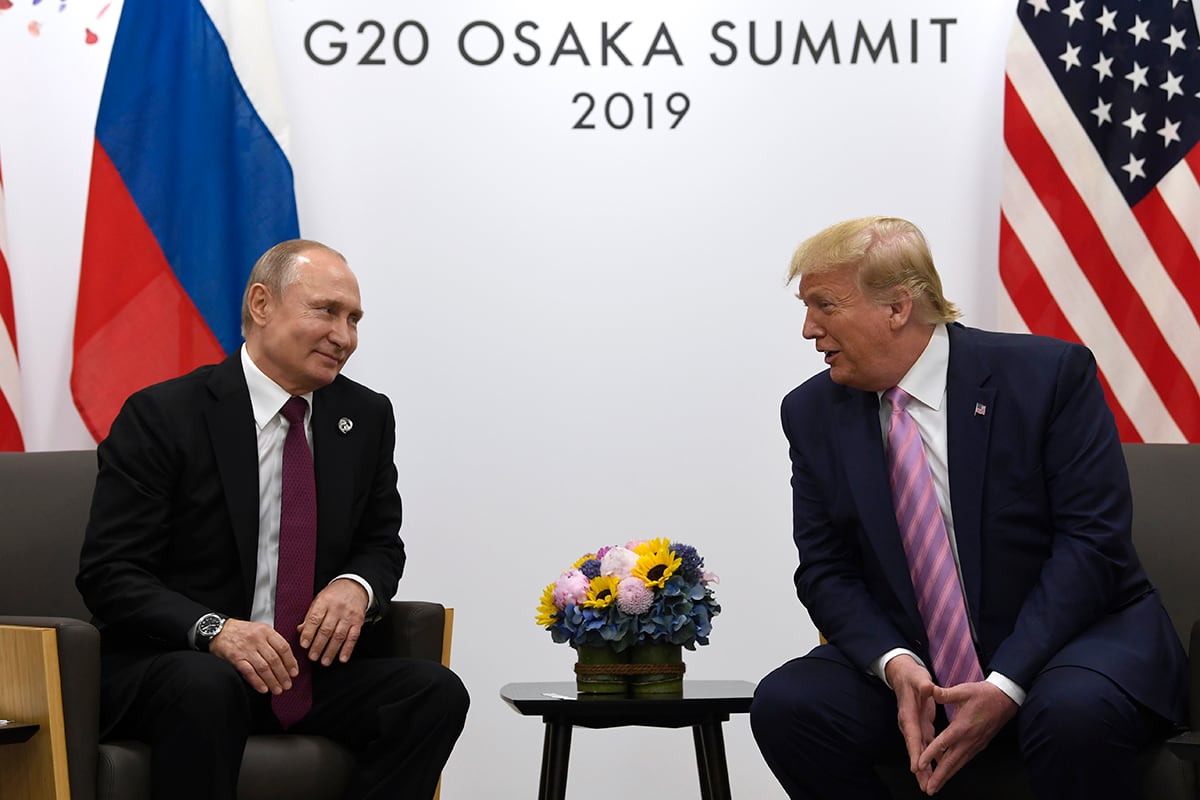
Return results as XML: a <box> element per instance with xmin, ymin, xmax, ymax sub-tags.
<box><xmin>0</xmin><ymin>721</ymin><xmax>40</xmax><ymax>745</ymax></box>
<box><xmin>500</xmin><ymin>679</ymin><xmax>756</xmax><ymax>800</ymax></box>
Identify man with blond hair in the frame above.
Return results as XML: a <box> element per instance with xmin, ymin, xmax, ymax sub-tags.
<box><xmin>751</xmin><ymin>217</ymin><xmax>1185</xmax><ymax>799</ymax></box>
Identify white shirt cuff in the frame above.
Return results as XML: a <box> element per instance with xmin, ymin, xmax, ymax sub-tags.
<box><xmin>873</xmin><ymin>648</ymin><xmax>925</xmax><ymax>687</ymax></box>
<box><xmin>332</xmin><ymin>573</ymin><xmax>376</xmax><ymax>614</ymax></box>
<box><xmin>986</xmin><ymin>671</ymin><xmax>1026</xmax><ymax>705</ymax></box>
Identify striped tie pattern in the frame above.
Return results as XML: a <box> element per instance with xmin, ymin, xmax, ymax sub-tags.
<box><xmin>884</xmin><ymin>387</ymin><xmax>983</xmax><ymax>717</ymax></box>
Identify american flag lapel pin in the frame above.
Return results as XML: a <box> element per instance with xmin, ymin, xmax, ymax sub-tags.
<box><xmin>974</xmin><ymin>402</ymin><xmax>987</xmax><ymax>417</ymax></box>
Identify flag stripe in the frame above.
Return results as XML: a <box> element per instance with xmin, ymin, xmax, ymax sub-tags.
<box><xmin>999</xmin><ymin>213</ymin><xmax>1141</xmax><ymax>442</ymax></box>
<box><xmin>0</xmin><ymin>155</ymin><xmax>24</xmax><ymax>451</ymax></box>
<box><xmin>1132</xmin><ymin>191</ymin><xmax>1200</xmax><ymax>324</ymax></box>
<box><xmin>1145</xmin><ymin>158</ymin><xmax>1200</xmax><ymax>324</ymax></box>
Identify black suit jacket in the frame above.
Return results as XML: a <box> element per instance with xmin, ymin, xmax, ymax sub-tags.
<box><xmin>77</xmin><ymin>354</ymin><xmax>405</xmax><ymax>730</ymax></box>
<box><xmin>782</xmin><ymin>323</ymin><xmax>1187</xmax><ymax>725</ymax></box>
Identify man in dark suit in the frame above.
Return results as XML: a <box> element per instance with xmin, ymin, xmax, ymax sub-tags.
<box><xmin>750</xmin><ymin>217</ymin><xmax>1186</xmax><ymax>799</ymax></box>
<box><xmin>77</xmin><ymin>239</ymin><xmax>468</xmax><ymax>799</ymax></box>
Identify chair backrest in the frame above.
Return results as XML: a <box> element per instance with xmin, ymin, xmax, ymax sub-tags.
<box><xmin>0</xmin><ymin>449</ymin><xmax>97</xmax><ymax>619</ymax></box>
<box><xmin>1124</xmin><ymin>443</ymin><xmax>1200</xmax><ymax>647</ymax></box>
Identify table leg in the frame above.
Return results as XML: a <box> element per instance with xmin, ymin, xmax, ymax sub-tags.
<box><xmin>693</xmin><ymin>726</ymin><xmax>713</xmax><ymax>800</ymax></box>
<box><xmin>694</xmin><ymin>721</ymin><xmax>732</xmax><ymax>800</ymax></box>
<box><xmin>539</xmin><ymin>720</ymin><xmax>572</xmax><ymax>800</ymax></box>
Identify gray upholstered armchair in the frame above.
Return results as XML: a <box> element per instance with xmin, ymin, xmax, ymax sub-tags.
<box><xmin>871</xmin><ymin>443</ymin><xmax>1200</xmax><ymax>799</ymax></box>
<box><xmin>0</xmin><ymin>449</ymin><xmax>453</xmax><ymax>800</ymax></box>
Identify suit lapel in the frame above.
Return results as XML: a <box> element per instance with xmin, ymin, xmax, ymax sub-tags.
<box><xmin>945</xmin><ymin>324</ymin><xmax>994</xmax><ymax>621</ymax></box>
<box><xmin>837</xmin><ymin>387</ymin><xmax>923</xmax><ymax>626</ymax></box>
<box><xmin>312</xmin><ymin>379</ymin><xmax>355</xmax><ymax>575</ymax></box>
<box><xmin>204</xmin><ymin>355</ymin><xmax>261</xmax><ymax>603</ymax></box>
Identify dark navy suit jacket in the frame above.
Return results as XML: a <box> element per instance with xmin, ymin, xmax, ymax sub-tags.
<box><xmin>781</xmin><ymin>323</ymin><xmax>1186</xmax><ymax>724</ymax></box>
<box><xmin>77</xmin><ymin>354</ymin><xmax>406</xmax><ymax>734</ymax></box>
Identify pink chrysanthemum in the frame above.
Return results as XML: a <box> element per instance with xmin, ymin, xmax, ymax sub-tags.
<box><xmin>553</xmin><ymin>569</ymin><xmax>590</xmax><ymax>608</ymax></box>
<box><xmin>616</xmin><ymin>576</ymin><xmax>654</xmax><ymax>615</ymax></box>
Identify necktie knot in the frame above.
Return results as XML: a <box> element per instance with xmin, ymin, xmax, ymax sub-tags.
<box><xmin>885</xmin><ymin>386</ymin><xmax>910</xmax><ymax>414</ymax></box>
<box><xmin>281</xmin><ymin>396</ymin><xmax>307</xmax><ymax>427</ymax></box>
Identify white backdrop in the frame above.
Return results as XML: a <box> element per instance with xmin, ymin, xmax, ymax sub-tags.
<box><xmin>1</xmin><ymin>1</ymin><xmax>1016</xmax><ymax>796</ymax></box>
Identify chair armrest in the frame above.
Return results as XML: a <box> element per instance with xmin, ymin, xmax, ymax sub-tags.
<box><xmin>371</xmin><ymin>601</ymin><xmax>451</xmax><ymax>665</ymax></box>
<box><xmin>1165</xmin><ymin>619</ymin><xmax>1200</xmax><ymax>764</ymax></box>
<box><xmin>1190</xmin><ymin>619</ymin><xmax>1200</xmax><ymax>728</ymax></box>
<box><xmin>1167</xmin><ymin>731</ymin><xmax>1200</xmax><ymax>762</ymax></box>
<box><xmin>0</xmin><ymin>616</ymin><xmax>101</xmax><ymax>800</ymax></box>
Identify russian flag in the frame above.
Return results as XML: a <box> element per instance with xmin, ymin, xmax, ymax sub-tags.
<box><xmin>73</xmin><ymin>0</ymin><xmax>299</xmax><ymax>442</ymax></box>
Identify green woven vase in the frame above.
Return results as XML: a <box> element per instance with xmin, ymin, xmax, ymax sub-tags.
<box><xmin>574</xmin><ymin>644</ymin><xmax>630</xmax><ymax>694</ymax></box>
<box><xmin>629</xmin><ymin>642</ymin><xmax>685</xmax><ymax>695</ymax></box>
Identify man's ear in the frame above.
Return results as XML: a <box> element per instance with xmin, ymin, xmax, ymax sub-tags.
<box><xmin>887</xmin><ymin>289</ymin><xmax>914</xmax><ymax>329</ymax></box>
<box><xmin>246</xmin><ymin>283</ymin><xmax>273</xmax><ymax>327</ymax></box>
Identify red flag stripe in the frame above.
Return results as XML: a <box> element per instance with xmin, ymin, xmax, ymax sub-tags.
<box><xmin>1003</xmin><ymin>74</ymin><xmax>1200</xmax><ymax>441</ymax></box>
<box><xmin>1132</xmin><ymin>190</ymin><xmax>1200</xmax><ymax>326</ymax></box>
<box><xmin>999</xmin><ymin>213</ymin><xmax>1141</xmax><ymax>442</ymax></box>
<box><xmin>0</xmin><ymin>155</ymin><xmax>24</xmax><ymax>452</ymax></box>
<box><xmin>1002</xmin><ymin>142</ymin><xmax>1183</xmax><ymax>440</ymax></box>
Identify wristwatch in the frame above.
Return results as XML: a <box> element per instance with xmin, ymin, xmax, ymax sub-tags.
<box><xmin>195</xmin><ymin>613</ymin><xmax>228</xmax><ymax>652</ymax></box>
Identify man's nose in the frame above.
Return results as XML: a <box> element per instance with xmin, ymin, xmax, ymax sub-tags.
<box><xmin>328</xmin><ymin>316</ymin><xmax>353</xmax><ymax>346</ymax></box>
<box><xmin>802</xmin><ymin>309</ymin><xmax>821</xmax><ymax>340</ymax></box>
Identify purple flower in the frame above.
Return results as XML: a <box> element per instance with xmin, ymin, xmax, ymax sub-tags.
<box><xmin>672</xmin><ymin>543</ymin><xmax>705</xmax><ymax>583</ymax></box>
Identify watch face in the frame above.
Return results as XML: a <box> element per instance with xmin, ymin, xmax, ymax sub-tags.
<box><xmin>199</xmin><ymin>614</ymin><xmax>224</xmax><ymax>638</ymax></box>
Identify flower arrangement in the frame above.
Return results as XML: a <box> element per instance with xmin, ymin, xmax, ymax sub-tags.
<box><xmin>536</xmin><ymin>537</ymin><xmax>720</xmax><ymax>652</ymax></box>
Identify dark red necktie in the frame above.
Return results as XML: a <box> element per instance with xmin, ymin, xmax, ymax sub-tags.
<box><xmin>272</xmin><ymin>396</ymin><xmax>316</xmax><ymax>729</ymax></box>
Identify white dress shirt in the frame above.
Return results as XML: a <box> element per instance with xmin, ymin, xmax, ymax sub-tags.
<box><xmin>870</xmin><ymin>325</ymin><xmax>1025</xmax><ymax>705</ymax></box>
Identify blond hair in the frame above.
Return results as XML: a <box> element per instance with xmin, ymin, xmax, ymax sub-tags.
<box><xmin>788</xmin><ymin>216</ymin><xmax>961</xmax><ymax>324</ymax></box>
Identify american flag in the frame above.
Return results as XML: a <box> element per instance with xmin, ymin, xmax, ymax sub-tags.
<box><xmin>0</xmin><ymin>154</ymin><xmax>24</xmax><ymax>452</ymax></box>
<box><xmin>1000</xmin><ymin>0</ymin><xmax>1200</xmax><ymax>442</ymax></box>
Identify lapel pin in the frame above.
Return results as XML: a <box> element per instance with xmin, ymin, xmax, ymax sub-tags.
<box><xmin>338</xmin><ymin>417</ymin><xmax>353</xmax><ymax>434</ymax></box>
<box><xmin>974</xmin><ymin>402</ymin><xmax>987</xmax><ymax>417</ymax></box>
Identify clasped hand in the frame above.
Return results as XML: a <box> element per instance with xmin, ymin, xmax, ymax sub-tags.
<box><xmin>208</xmin><ymin>578</ymin><xmax>370</xmax><ymax>694</ymax></box>
<box><xmin>885</xmin><ymin>655</ymin><xmax>1018</xmax><ymax>795</ymax></box>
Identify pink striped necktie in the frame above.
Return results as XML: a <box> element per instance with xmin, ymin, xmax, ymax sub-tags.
<box><xmin>272</xmin><ymin>396</ymin><xmax>316</xmax><ymax>729</ymax></box>
<box><xmin>884</xmin><ymin>387</ymin><xmax>983</xmax><ymax>718</ymax></box>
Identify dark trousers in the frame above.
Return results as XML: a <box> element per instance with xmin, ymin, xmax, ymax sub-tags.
<box><xmin>749</xmin><ymin>652</ymin><xmax>1167</xmax><ymax>800</ymax></box>
<box><xmin>108</xmin><ymin>651</ymin><xmax>469</xmax><ymax>800</ymax></box>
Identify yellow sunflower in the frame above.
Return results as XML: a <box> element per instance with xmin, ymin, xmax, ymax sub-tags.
<box><xmin>582</xmin><ymin>575</ymin><xmax>621</xmax><ymax>609</ymax></box>
<box><xmin>632</xmin><ymin>537</ymin><xmax>672</xmax><ymax>557</ymax></box>
<box><xmin>535</xmin><ymin>582</ymin><xmax>559</xmax><ymax>627</ymax></box>
<box><xmin>632</xmin><ymin>545</ymin><xmax>681</xmax><ymax>589</ymax></box>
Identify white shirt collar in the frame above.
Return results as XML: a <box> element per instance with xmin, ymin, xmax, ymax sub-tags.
<box><xmin>894</xmin><ymin>323</ymin><xmax>949</xmax><ymax>412</ymax></box>
<box><xmin>240</xmin><ymin>345</ymin><xmax>312</xmax><ymax>430</ymax></box>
